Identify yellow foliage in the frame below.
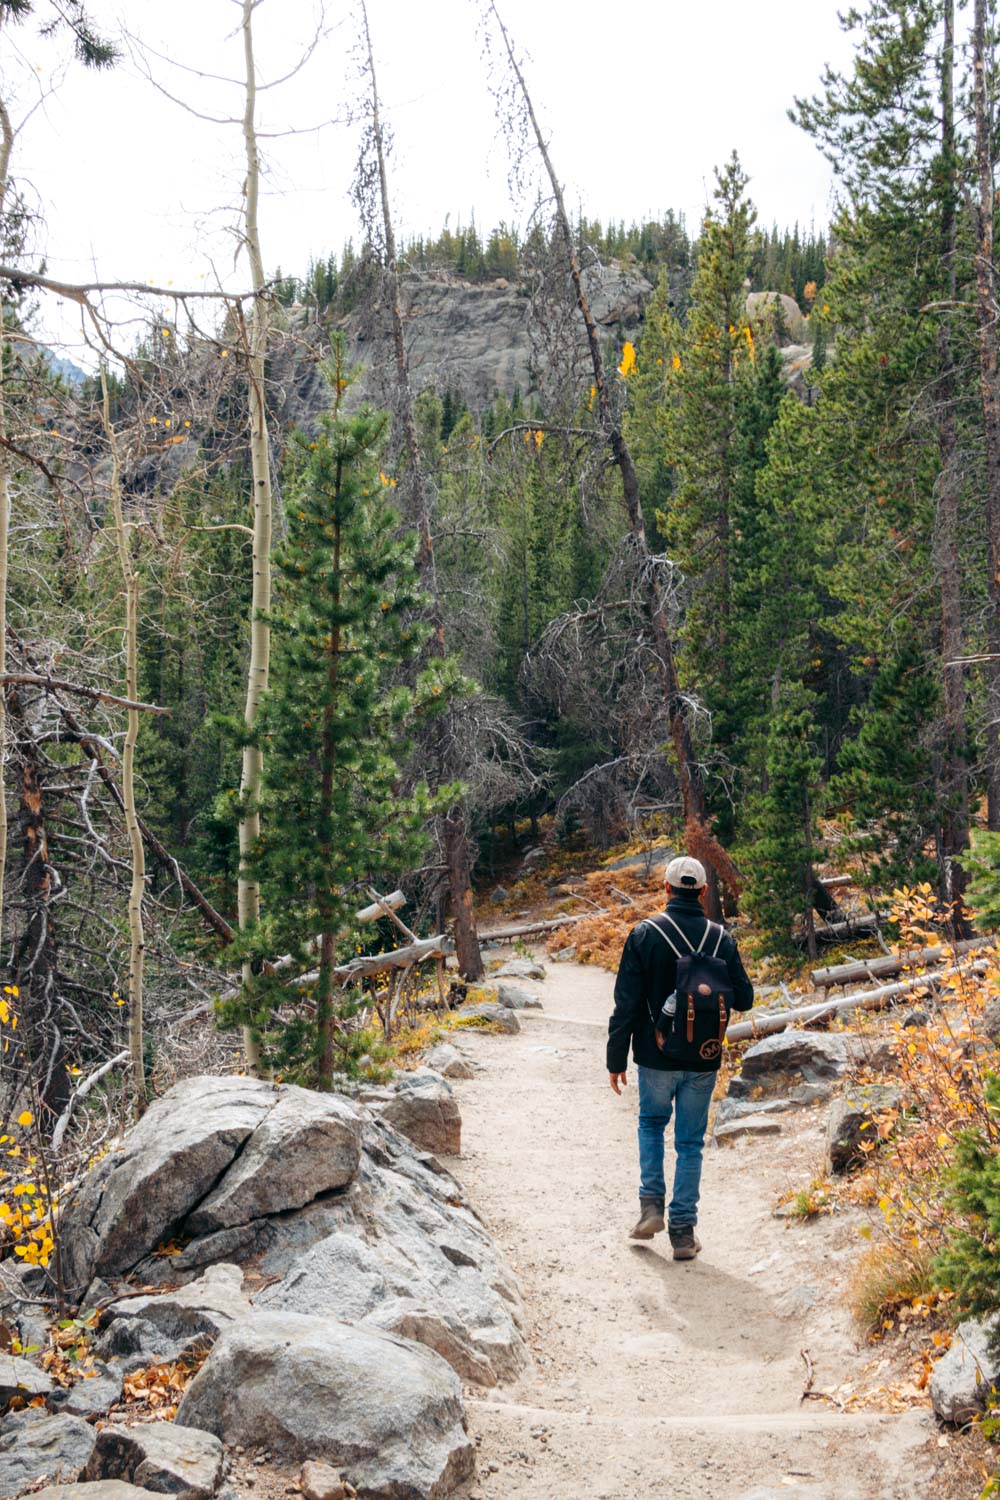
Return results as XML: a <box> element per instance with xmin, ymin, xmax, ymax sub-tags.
<box><xmin>617</xmin><ymin>341</ymin><xmax>637</xmax><ymax>379</ymax></box>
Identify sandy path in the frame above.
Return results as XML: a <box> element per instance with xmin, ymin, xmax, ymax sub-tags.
<box><xmin>449</xmin><ymin>959</ymin><xmax>940</xmax><ymax>1500</ymax></box>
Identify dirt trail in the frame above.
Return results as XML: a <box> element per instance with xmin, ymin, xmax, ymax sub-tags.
<box><xmin>450</xmin><ymin>959</ymin><xmax>942</xmax><ymax>1500</ymax></box>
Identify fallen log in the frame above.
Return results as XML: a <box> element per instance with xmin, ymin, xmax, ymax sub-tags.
<box><xmin>355</xmin><ymin>889</ymin><xmax>405</xmax><ymax>924</ymax></box>
<box><xmin>727</xmin><ymin>958</ymin><xmax>989</xmax><ymax>1043</ymax></box>
<box><xmin>795</xmin><ymin>912</ymin><xmax>889</xmax><ymax>946</ymax></box>
<box><xmin>478</xmin><ymin>911</ymin><xmax>604</xmax><ymax>942</ymax></box>
<box><xmin>811</xmin><ymin>935</ymin><xmax>995</xmax><ymax>991</ymax></box>
<box><xmin>333</xmin><ymin>934</ymin><xmax>456</xmax><ymax>984</ymax></box>
<box><xmin>820</xmin><ymin>875</ymin><xmax>854</xmax><ymax>890</ymax></box>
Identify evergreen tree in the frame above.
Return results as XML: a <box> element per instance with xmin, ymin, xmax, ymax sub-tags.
<box><xmin>934</xmin><ymin>1072</ymin><xmax>1000</xmax><ymax>1358</ymax></box>
<box><xmin>222</xmin><ymin>385</ymin><xmax>454</xmax><ymax>1085</ymax></box>
<box><xmin>739</xmin><ymin>685</ymin><xmax>825</xmax><ymax>959</ymax></box>
<box><xmin>832</xmin><ymin>645</ymin><xmax>941</xmax><ymax>893</ymax></box>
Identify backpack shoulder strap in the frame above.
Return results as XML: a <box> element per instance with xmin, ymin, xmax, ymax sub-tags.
<box><xmin>660</xmin><ymin>912</ymin><xmax>697</xmax><ymax>955</ymax></box>
<box><xmin>709</xmin><ymin>922</ymin><xmax>725</xmax><ymax>958</ymax></box>
<box><xmin>642</xmin><ymin>914</ymin><xmax>686</xmax><ymax>959</ymax></box>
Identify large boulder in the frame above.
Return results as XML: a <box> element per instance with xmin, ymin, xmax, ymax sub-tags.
<box><xmin>62</xmin><ymin>1079</ymin><xmax>523</xmax><ymax>1397</ymax></box>
<box><xmin>176</xmin><ymin>1312</ymin><xmax>474</xmax><ymax>1499</ymax></box>
<box><xmin>96</xmin><ymin>1264</ymin><xmax>251</xmax><ymax>1373</ymax></box>
<box><xmin>746</xmin><ymin>290</ymin><xmax>809</xmax><ymax>343</ymax></box>
<box><xmin>826</xmin><ymin>1085</ymin><xmax>903</xmax><ymax>1174</ymax></box>
<box><xmin>83</xmin><ymin>1421</ymin><xmax>225</xmax><ymax>1500</ymax></box>
<box><xmin>258</xmin><ymin>1222</ymin><xmax>526</xmax><ymax>1386</ymax></box>
<box><xmin>378</xmin><ymin>1076</ymin><xmax>461</xmax><ymax>1157</ymax></box>
<box><xmin>931</xmin><ymin>1318</ymin><xmax>1000</xmax><ymax>1424</ymax></box>
<box><xmin>730</xmin><ymin>1030</ymin><xmax>853</xmax><ymax>1104</ymax></box>
<box><xmin>0</xmin><ymin>1410</ymin><xmax>96</xmax><ymax>1496</ymax></box>
<box><xmin>59</xmin><ymin>1077</ymin><xmax>278</xmax><ymax>1295</ymax></box>
<box><xmin>185</xmin><ymin>1088</ymin><xmax>361</xmax><ymax>1235</ymax></box>
<box><xmin>59</xmin><ymin>1078</ymin><xmax>365</xmax><ymax>1297</ymax></box>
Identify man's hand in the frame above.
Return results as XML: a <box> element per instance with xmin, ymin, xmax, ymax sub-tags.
<box><xmin>609</xmin><ymin>1071</ymin><xmax>627</xmax><ymax>1095</ymax></box>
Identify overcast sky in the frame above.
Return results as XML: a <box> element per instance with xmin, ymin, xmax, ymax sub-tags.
<box><xmin>7</xmin><ymin>0</ymin><xmax>858</xmax><ymax>356</ymax></box>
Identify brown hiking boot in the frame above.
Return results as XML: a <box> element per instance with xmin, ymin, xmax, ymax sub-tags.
<box><xmin>669</xmin><ymin>1224</ymin><xmax>702</xmax><ymax>1260</ymax></box>
<box><xmin>629</xmin><ymin>1199</ymin><xmax>665</xmax><ymax>1240</ymax></box>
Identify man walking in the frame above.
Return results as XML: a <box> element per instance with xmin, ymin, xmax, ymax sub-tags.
<box><xmin>607</xmin><ymin>855</ymin><xmax>754</xmax><ymax>1259</ymax></box>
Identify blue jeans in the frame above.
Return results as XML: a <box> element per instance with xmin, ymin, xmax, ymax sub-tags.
<box><xmin>637</xmin><ymin>1065</ymin><xmax>715</xmax><ymax>1227</ymax></box>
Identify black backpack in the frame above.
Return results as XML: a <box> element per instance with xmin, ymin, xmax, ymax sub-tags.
<box><xmin>643</xmin><ymin>913</ymin><xmax>733</xmax><ymax>1068</ymax></box>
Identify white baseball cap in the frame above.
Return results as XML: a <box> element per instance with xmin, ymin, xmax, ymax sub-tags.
<box><xmin>664</xmin><ymin>855</ymin><xmax>707</xmax><ymax>889</ymax></box>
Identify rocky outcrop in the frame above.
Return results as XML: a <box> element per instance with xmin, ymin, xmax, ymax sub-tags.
<box><xmin>57</xmin><ymin>1076</ymin><xmax>524</xmax><ymax>1397</ymax></box>
<box><xmin>746</xmin><ymin>291</ymin><xmax>809</xmax><ymax>344</ymax></box>
<box><xmin>176</xmin><ymin>1312</ymin><xmax>474</xmax><ymax>1500</ymax></box>
<box><xmin>931</xmin><ymin>1318</ymin><xmax>1000</xmax><ymax>1424</ymax></box>
<box><xmin>729</xmin><ymin>1030</ymin><xmax>853</xmax><ymax>1105</ymax></box>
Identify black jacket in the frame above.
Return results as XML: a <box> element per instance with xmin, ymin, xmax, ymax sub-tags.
<box><xmin>607</xmin><ymin>892</ymin><xmax>755</xmax><ymax>1073</ymax></box>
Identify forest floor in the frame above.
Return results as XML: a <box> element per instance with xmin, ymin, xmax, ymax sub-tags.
<box><xmin>448</xmin><ymin>956</ymin><xmax>979</xmax><ymax>1500</ymax></box>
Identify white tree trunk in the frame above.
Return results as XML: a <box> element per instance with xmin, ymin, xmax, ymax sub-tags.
<box><xmin>0</xmin><ymin>88</ymin><xmax>14</xmax><ymax>960</ymax></box>
<box><xmin>236</xmin><ymin>0</ymin><xmax>273</xmax><ymax>1075</ymax></box>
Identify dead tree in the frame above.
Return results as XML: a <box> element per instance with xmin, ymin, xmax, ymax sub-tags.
<box><xmin>973</xmin><ymin>0</ymin><xmax>1000</xmax><ymax>831</ymax></box>
<box><xmin>357</xmin><ymin>2</ymin><xmax>483</xmax><ymax>978</ymax></box>
<box><xmin>484</xmin><ymin>2</ymin><xmax>739</xmax><ymax>918</ymax></box>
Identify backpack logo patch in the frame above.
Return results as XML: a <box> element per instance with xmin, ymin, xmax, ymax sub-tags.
<box><xmin>699</xmin><ymin>1038</ymin><xmax>722</xmax><ymax>1061</ymax></box>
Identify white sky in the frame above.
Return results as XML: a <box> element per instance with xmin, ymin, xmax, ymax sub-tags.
<box><xmin>6</xmin><ymin>0</ymin><xmax>857</xmax><ymax>357</ymax></box>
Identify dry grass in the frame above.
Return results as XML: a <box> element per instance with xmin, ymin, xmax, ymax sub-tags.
<box><xmin>847</xmin><ymin>1243</ymin><xmax>937</xmax><ymax>1338</ymax></box>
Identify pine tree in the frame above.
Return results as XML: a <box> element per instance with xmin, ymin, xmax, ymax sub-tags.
<box><xmin>739</xmin><ymin>685</ymin><xmax>825</xmax><ymax>960</ymax></box>
<box><xmin>223</xmin><ymin>384</ymin><xmax>454</xmax><ymax>1086</ymax></box>
<box><xmin>832</xmin><ymin>645</ymin><xmax>941</xmax><ymax>893</ymax></box>
<box><xmin>934</xmin><ymin>1072</ymin><xmax>1000</xmax><ymax>1357</ymax></box>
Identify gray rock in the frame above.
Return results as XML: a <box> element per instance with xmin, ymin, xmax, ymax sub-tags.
<box><xmin>826</xmin><ymin>1085</ymin><xmax>903</xmax><ymax>1174</ymax></box>
<box><xmin>97</xmin><ymin>1263</ymin><xmax>251</xmax><ymax>1373</ymax></box>
<box><xmin>259</xmin><ymin>1220</ymin><xmax>526</xmax><ymax>1387</ymax></box>
<box><xmin>551</xmin><ymin>946</ymin><xmax>576</xmax><ymax>963</ymax></box>
<box><xmin>734</xmin><ymin>1030</ymin><xmax>853</xmax><ymax>1103</ymax></box>
<box><xmin>490</xmin><ymin>887</ymin><xmax>508</xmax><ymax>904</ymax></box>
<box><xmin>300</xmin><ymin>1460</ymin><xmax>348</xmax><ymax>1500</ymax></box>
<box><xmin>931</xmin><ymin>1317</ymin><xmax>1000</xmax><ymax>1424</ymax></box>
<box><xmin>0</xmin><ymin>1352</ymin><xmax>54</xmax><ymax>1401</ymax></box>
<box><xmin>32</xmin><ymin>1487</ymin><xmax>163</xmax><ymax>1500</ymax></box>
<box><xmin>176</xmin><ymin>1311</ymin><xmax>474</xmax><ymax>1499</ymax></box>
<box><xmin>186</xmin><ymin>1088</ymin><xmax>362</xmax><ymax>1235</ymax></box>
<box><xmin>713</xmin><ymin>1098</ymin><xmax>794</xmax><ymax>1127</ymax></box>
<box><xmin>495</xmin><ymin>959</ymin><xmax>546</xmax><ymax>982</ymax></box>
<box><xmin>746</xmin><ymin>290</ymin><xmax>809</xmax><ymax>343</ymax></box>
<box><xmin>0</xmin><ymin>1410</ymin><xmax>96</xmax><ymax>1495</ymax></box>
<box><xmin>458</xmin><ymin>1002</ymin><xmax>520</xmax><ymax>1034</ymax></box>
<box><xmin>83</xmin><ymin>1420</ymin><xmax>225</xmax><ymax>1500</ymax></box>
<box><xmin>423</xmin><ymin>1044</ymin><xmax>475</xmax><ymax>1080</ymax></box>
<box><xmin>47</xmin><ymin>1361</ymin><xmax>123</xmax><ymax>1418</ymax></box>
<box><xmin>902</xmin><ymin>1008</ymin><xmax>931</xmax><ymax>1029</ymax></box>
<box><xmin>714</xmin><ymin>1117</ymin><xmax>782</xmax><ymax>1143</ymax></box>
<box><xmin>495</xmin><ymin>982</ymin><xmax>542</xmax><ymax>1011</ymax></box>
<box><xmin>378</xmin><ymin>1077</ymin><xmax>461</xmax><ymax>1157</ymax></box>
<box><xmin>58</xmin><ymin>1076</ymin><xmax>277</xmax><ymax>1295</ymax></box>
